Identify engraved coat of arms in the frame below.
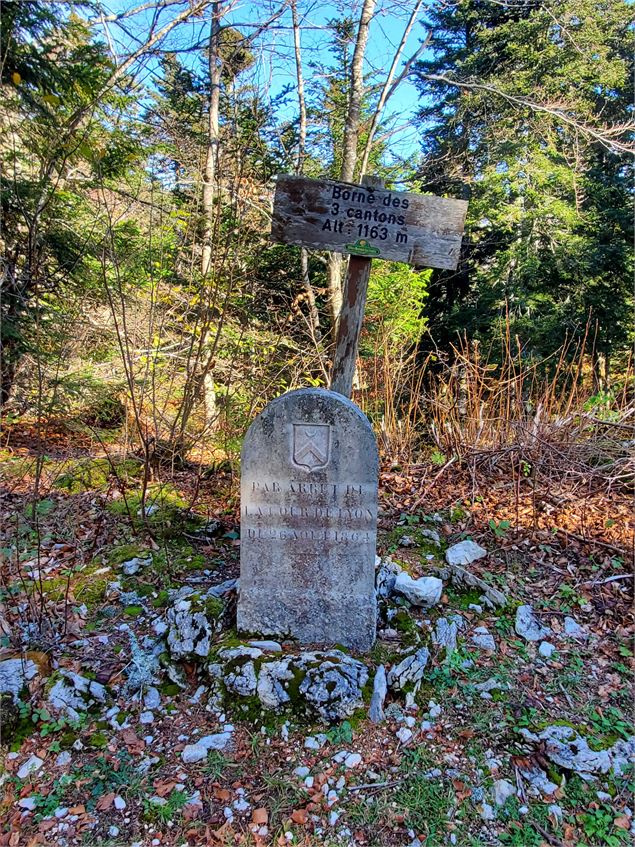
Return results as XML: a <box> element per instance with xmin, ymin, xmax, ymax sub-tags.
<box><xmin>292</xmin><ymin>423</ymin><xmax>330</xmax><ymax>471</ymax></box>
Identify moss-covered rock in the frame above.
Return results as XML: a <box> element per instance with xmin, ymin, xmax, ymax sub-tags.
<box><xmin>54</xmin><ymin>457</ymin><xmax>141</xmax><ymax>494</ymax></box>
<box><xmin>209</xmin><ymin>645</ymin><xmax>369</xmax><ymax>724</ymax></box>
<box><xmin>166</xmin><ymin>587</ymin><xmax>227</xmax><ymax>661</ymax></box>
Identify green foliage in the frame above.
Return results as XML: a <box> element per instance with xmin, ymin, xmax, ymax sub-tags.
<box><xmin>0</xmin><ymin>2</ymin><xmax>144</xmax><ymax>402</ymax></box>
<box><xmin>205</xmin><ymin>750</ymin><xmax>230</xmax><ymax>780</ymax></box>
<box><xmin>143</xmin><ymin>789</ymin><xmax>188</xmax><ymax>823</ymax></box>
<box><xmin>586</xmin><ymin>706</ymin><xmax>633</xmax><ymax>743</ymax></box>
<box><xmin>579</xmin><ymin>806</ymin><xmax>632</xmax><ymax>846</ymax></box>
<box><xmin>326</xmin><ymin>720</ymin><xmax>353</xmax><ymax>746</ymax></box>
<box><xmin>54</xmin><ymin>457</ymin><xmax>142</xmax><ymax>495</ymax></box>
<box><xmin>489</xmin><ymin>519</ymin><xmax>511</xmax><ymax>539</ymax></box>
<box><xmin>105</xmin><ymin>483</ymin><xmax>193</xmax><ymax>537</ymax></box>
<box><xmin>395</xmin><ymin>750</ymin><xmax>453</xmax><ymax>837</ymax></box>
<box><xmin>365</xmin><ymin>263</ymin><xmax>429</xmax><ymax>355</ymax></box>
<box><xmin>499</xmin><ymin>824</ymin><xmax>544</xmax><ymax>847</ymax></box>
<box><xmin>414</xmin><ymin>0</ymin><xmax>633</xmax><ymax>374</ymax></box>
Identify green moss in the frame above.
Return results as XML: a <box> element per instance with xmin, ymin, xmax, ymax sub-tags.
<box><xmin>122</xmin><ymin>578</ymin><xmax>154</xmax><ymax>598</ymax></box>
<box><xmin>75</xmin><ymin>577</ymin><xmax>108</xmax><ymax>605</ymax></box>
<box><xmin>208</xmin><ymin>631</ymin><xmax>246</xmax><ymax>659</ymax></box>
<box><xmin>444</xmin><ymin>585</ymin><xmax>483</xmax><ymax>609</ymax></box>
<box><xmin>40</xmin><ymin>575</ymin><xmax>71</xmax><ymax>602</ymax></box>
<box><xmin>152</xmin><ymin>590</ymin><xmax>169</xmax><ymax>608</ymax></box>
<box><xmin>285</xmin><ymin>666</ymin><xmax>307</xmax><ymax>705</ymax></box>
<box><xmin>54</xmin><ymin>458</ymin><xmax>142</xmax><ymax>495</ymax></box>
<box><xmin>123</xmin><ymin>605</ymin><xmax>143</xmax><ymax>617</ymax></box>
<box><xmin>204</xmin><ymin>596</ymin><xmax>224</xmax><ymax>620</ymax></box>
<box><xmin>105</xmin><ymin>483</ymin><xmax>197</xmax><ymax>539</ymax></box>
<box><xmin>106</xmin><ymin>544</ymin><xmax>153</xmax><ymax>567</ymax></box>
<box><xmin>392</xmin><ymin>609</ymin><xmax>421</xmax><ymax>646</ymax></box>
<box><xmin>88</xmin><ymin>731</ymin><xmax>108</xmax><ymax>748</ymax></box>
<box><xmin>159</xmin><ymin>682</ymin><xmax>181</xmax><ymax>697</ymax></box>
<box><xmin>60</xmin><ymin>730</ymin><xmax>78</xmax><ymax>749</ymax></box>
<box><xmin>450</xmin><ymin>504</ymin><xmax>467</xmax><ymax>522</ymax></box>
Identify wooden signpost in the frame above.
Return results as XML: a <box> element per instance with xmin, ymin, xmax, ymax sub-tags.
<box><xmin>271</xmin><ymin>174</ymin><xmax>468</xmax><ymax>397</ymax></box>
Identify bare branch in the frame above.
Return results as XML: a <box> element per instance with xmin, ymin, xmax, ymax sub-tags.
<box><xmin>421</xmin><ymin>72</ymin><xmax>635</xmax><ymax>155</ymax></box>
<box><xmin>359</xmin><ymin>0</ymin><xmax>430</xmax><ymax>178</ymax></box>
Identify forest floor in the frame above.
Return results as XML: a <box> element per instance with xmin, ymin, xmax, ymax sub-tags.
<box><xmin>0</xmin><ymin>420</ymin><xmax>633</xmax><ymax>847</ymax></box>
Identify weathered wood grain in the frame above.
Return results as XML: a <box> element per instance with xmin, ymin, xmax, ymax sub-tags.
<box><xmin>331</xmin><ymin>176</ymin><xmax>382</xmax><ymax>398</ymax></box>
<box><xmin>271</xmin><ymin>175</ymin><xmax>467</xmax><ymax>269</ymax></box>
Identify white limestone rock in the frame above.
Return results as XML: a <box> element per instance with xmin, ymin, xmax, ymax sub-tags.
<box><xmin>515</xmin><ymin>605</ymin><xmax>552</xmax><ymax>642</ymax></box>
<box><xmin>181</xmin><ymin>731</ymin><xmax>233</xmax><ymax>763</ymax></box>
<box><xmin>445</xmin><ymin>540</ymin><xmax>487</xmax><ymax>567</ymax></box>
<box><xmin>493</xmin><ymin>779</ymin><xmax>516</xmax><ymax>806</ymax></box>
<box><xmin>471</xmin><ymin>626</ymin><xmax>496</xmax><ymax>652</ymax></box>
<box><xmin>521</xmin><ymin>725</ymin><xmax>635</xmax><ymax>777</ymax></box>
<box><xmin>387</xmin><ymin>648</ymin><xmax>430</xmax><ymax>691</ymax></box>
<box><xmin>121</xmin><ymin>556</ymin><xmax>152</xmax><ymax>576</ymax></box>
<box><xmin>17</xmin><ymin>755</ymin><xmax>43</xmax><ymax>780</ymax></box>
<box><xmin>563</xmin><ymin>616</ymin><xmax>587</xmax><ymax>640</ymax></box>
<box><xmin>248</xmin><ymin>640</ymin><xmax>282</xmax><ymax>652</ymax></box>
<box><xmin>224</xmin><ymin>660</ymin><xmax>258</xmax><ymax>697</ymax></box>
<box><xmin>420</xmin><ymin>528</ymin><xmax>442</xmax><ymax>547</ymax></box>
<box><xmin>0</xmin><ymin>658</ymin><xmax>39</xmax><ymax>702</ymax></box>
<box><xmin>256</xmin><ymin>660</ymin><xmax>293</xmax><ymax>711</ymax></box>
<box><xmin>368</xmin><ymin>665</ymin><xmax>387</xmax><ymax>723</ymax></box>
<box><xmin>432</xmin><ymin>615</ymin><xmax>464</xmax><ymax>657</ymax></box>
<box><xmin>375</xmin><ymin>558</ymin><xmax>403</xmax><ymax>599</ymax></box>
<box><xmin>393</xmin><ymin>572</ymin><xmax>443</xmax><ymax>607</ymax></box>
<box><xmin>299</xmin><ymin>652</ymin><xmax>368</xmax><ymax>722</ymax></box>
<box><xmin>48</xmin><ymin>670</ymin><xmax>106</xmax><ymax>720</ymax></box>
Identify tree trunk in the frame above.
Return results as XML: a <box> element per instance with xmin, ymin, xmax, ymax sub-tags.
<box><xmin>340</xmin><ymin>0</ymin><xmax>376</xmax><ymax>183</ymax></box>
<box><xmin>203</xmin><ymin>370</ymin><xmax>217</xmax><ymax>427</ymax></box>
<box><xmin>358</xmin><ymin>1</ymin><xmax>428</xmax><ymax>178</ymax></box>
<box><xmin>201</xmin><ymin>2</ymin><xmax>223</xmax><ymax>278</ymax></box>
<box><xmin>291</xmin><ymin>0</ymin><xmax>320</xmax><ymax>339</ymax></box>
<box><xmin>327</xmin><ymin>0</ymin><xmax>376</xmax><ymax>337</ymax></box>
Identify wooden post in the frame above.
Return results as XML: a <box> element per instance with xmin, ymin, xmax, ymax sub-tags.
<box><xmin>330</xmin><ymin>176</ymin><xmax>384</xmax><ymax>398</ymax></box>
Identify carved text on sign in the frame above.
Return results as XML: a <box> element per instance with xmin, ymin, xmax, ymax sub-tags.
<box><xmin>271</xmin><ymin>175</ymin><xmax>468</xmax><ymax>269</ymax></box>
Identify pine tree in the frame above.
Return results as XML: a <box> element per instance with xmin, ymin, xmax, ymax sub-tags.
<box><xmin>413</xmin><ymin>0</ymin><xmax>633</xmax><ymax>382</ymax></box>
<box><xmin>0</xmin><ymin>1</ymin><xmax>142</xmax><ymax>404</ymax></box>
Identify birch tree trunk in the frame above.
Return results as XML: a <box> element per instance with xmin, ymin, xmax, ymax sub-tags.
<box><xmin>291</xmin><ymin>0</ymin><xmax>320</xmax><ymax>339</ymax></box>
<box><xmin>201</xmin><ymin>1</ymin><xmax>223</xmax><ymax>278</ymax></box>
<box><xmin>358</xmin><ymin>1</ymin><xmax>429</xmax><ymax>178</ymax></box>
<box><xmin>327</xmin><ymin>0</ymin><xmax>376</xmax><ymax>335</ymax></box>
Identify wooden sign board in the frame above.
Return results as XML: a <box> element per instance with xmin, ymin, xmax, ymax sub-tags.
<box><xmin>271</xmin><ymin>175</ymin><xmax>468</xmax><ymax>270</ymax></box>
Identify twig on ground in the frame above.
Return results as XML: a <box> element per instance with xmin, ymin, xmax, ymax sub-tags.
<box><xmin>582</xmin><ymin>573</ymin><xmax>632</xmax><ymax>586</ymax></box>
<box><xmin>557</xmin><ymin>679</ymin><xmax>575</xmax><ymax>710</ymax></box>
<box><xmin>532</xmin><ymin>820</ymin><xmax>566</xmax><ymax>846</ymax></box>
<box><xmin>555</xmin><ymin>528</ymin><xmax>629</xmax><ymax>556</ymax></box>
<box><xmin>349</xmin><ymin>778</ymin><xmax>405</xmax><ymax>793</ymax></box>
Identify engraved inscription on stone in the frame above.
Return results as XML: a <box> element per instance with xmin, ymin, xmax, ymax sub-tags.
<box><xmin>237</xmin><ymin>388</ymin><xmax>378</xmax><ymax>652</ymax></box>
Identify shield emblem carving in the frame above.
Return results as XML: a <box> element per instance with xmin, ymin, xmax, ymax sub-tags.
<box><xmin>292</xmin><ymin>423</ymin><xmax>331</xmax><ymax>471</ymax></box>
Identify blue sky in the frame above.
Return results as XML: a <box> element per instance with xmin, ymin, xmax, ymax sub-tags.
<box><xmin>93</xmin><ymin>0</ymin><xmax>431</xmax><ymax>172</ymax></box>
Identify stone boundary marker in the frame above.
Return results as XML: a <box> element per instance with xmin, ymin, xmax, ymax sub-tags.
<box><xmin>237</xmin><ymin>388</ymin><xmax>378</xmax><ymax>652</ymax></box>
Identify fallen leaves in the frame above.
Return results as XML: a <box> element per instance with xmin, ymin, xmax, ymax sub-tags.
<box><xmin>251</xmin><ymin>808</ymin><xmax>268</xmax><ymax>826</ymax></box>
<box><xmin>95</xmin><ymin>792</ymin><xmax>115</xmax><ymax>811</ymax></box>
<box><xmin>290</xmin><ymin>808</ymin><xmax>308</xmax><ymax>825</ymax></box>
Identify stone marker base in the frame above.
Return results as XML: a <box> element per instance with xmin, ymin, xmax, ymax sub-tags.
<box><xmin>237</xmin><ymin>595</ymin><xmax>377</xmax><ymax>654</ymax></box>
